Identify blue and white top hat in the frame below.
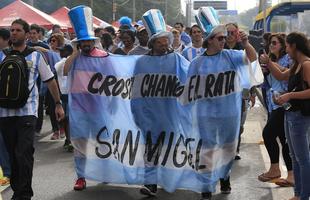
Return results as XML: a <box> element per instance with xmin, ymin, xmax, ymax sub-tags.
<box><xmin>68</xmin><ymin>5</ymin><xmax>99</xmax><ymax>43</ymax></box>
<box><xmin>142</xmin><ymin>9</ymin><xmax>173</xmax><ymax>47</ymax></box>
<box><xmin>195</xmin><ymin>7</ymin><xmax>226</xmax><ymax>39</ymax></box>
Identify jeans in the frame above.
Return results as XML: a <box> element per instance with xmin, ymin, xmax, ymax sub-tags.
<box><xmin>0</xmin><ymin>132</ymin><xmax>11</xmax><ymax>177</ymax></box>
<box><xmin>0</xmin><ymin>116</ymin><xmax>37</xmax><ymax>199</ymax></box>
<box><xmin>284</xmin><ymin>111</ymin><xmax>310</xmax><ymax>200</ymax></box>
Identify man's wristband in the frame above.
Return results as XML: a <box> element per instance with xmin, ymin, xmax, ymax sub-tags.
<box><xmin>55</xmin><ymin>100</ymin><xmax>62</xmax><ymax>105</ymax></box>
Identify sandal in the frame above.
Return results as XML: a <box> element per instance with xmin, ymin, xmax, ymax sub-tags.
<box><xmin>258</xmin><ymin>173</ymin><xmax>281</xmax><ymax>182</ymax></box>
<box><xmin>275</xmin><ymin>178</ymin><xmax>294</xmax><ymax>187</ymax></box>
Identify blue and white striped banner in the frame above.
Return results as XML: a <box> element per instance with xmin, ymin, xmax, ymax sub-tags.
<box><xmin>69</xmin><ymin>51</ymin><xmax>262</xmax><ymax>193</ymax></box>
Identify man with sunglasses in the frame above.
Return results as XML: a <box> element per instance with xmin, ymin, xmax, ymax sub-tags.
<box><xmin>224</xmin><ymin>23</ymin><xmax>257</xmax><ymax>161</ymax></box>
<box><xmin>224</xmin><ymin>23</ymin><xmax>243</xmax><ymax>50</ymax></box>
<box><xmin>192</xmin><ymin>8</ymin><xmax>258</xmax><ymax>199</ymax></box>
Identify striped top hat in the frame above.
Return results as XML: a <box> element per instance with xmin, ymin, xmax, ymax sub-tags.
<box><xmin>68</xmin><ymin>5</ymin><xmax>99</xmax><ymax>42</ymax></box>
<box><xmin>195</xmin><ymin>7</ymin><xmax>226</xmax><ymax>39</ymax></box>
<box><xmin>142</xmin><ymin>9</ymin><xmax>172</xmax><ymax>47</ymax></box>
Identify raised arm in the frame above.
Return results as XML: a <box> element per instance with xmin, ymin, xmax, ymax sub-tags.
<box><xmin>33</xmin><ymin>46</ymin><xmax>49</xmax><ymax>53</ymax></box>
<box><xmin>63</xmin><ymin>48</ymin><xmax>79</xmax><ymax>76</ymax></box>
<box><xmin>240</xmin><ymin>31</ymin><xmax>257</xmax><ymax>63</ymax></box>
<box><xmin>277</xmin><ymin>61</ymin><xmax>310</xmax><ymax>105</ymax></box>
<box><xmin>260</xmin><ymin>51</ymin><xmax>291</xmax><ymax>81</ymax></box>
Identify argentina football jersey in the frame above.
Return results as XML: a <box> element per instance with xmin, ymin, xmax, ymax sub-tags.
<box><xmin>182</xmin><ymin>46</ymin><xmax>205</xmax><ymax>62</ymax></box>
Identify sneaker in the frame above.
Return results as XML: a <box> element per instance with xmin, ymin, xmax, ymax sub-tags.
<box><xmin>235</xmin><ymin>153</ymin><xmax>241</xmax><ymax>160</ymax></box>
<box><xmin>59</xmin><ymin>128</ymin><xmax>66</xmax><ymax>139</ymax></box>
<box><xmin>140</xmin><ymin>184</ymin><xmax>157</xmax><ymax>196</ymax></box>
<box><xmin>50</xmin><ymin>131</ymin><xmax>60</xmax><ymax>140</ymax></box>
<box><xmin>74</xmin><ymin>178</ymin><xmax>86</xmax><ymax>191</ymax></box>
<box><xmin>0</xmin><ymin>177</ymin><xmax>10</xmax><ymax>186</ymax></box>
<box><xmin>63</xmin><ymin>139</ymin><xmax>70</xmax><ymax>148</ymax></box>
<box><xmin>64</xmin><ymin>140</ymin><xmax>74</xmax><ymax>152</ymax></box>
<box><xmin>66</xmin><ymin>143</ymin><xmax>74</xmax><ymax>152</ymax></box>
<box><xmin>220</xmin><ymin>178</ymin><xmax>231</xmax><ymax>194</ymax></box>
<box><xmin>201</xmin><ymin>192</ymin><xmax>212</xmax><ymax>200</ymax></box>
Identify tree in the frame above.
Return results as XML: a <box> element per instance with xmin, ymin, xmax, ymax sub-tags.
<box><xmin>0</xmin><ymin>0</ymin><xmax>185</xmax><ymax>26</ymax></box>
<box><xmin>237</xmin><ymin>6</ymin><xmax>259</xmax><ymax>31</ymax></box>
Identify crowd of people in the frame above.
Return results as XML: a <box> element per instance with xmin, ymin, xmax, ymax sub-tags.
<box><xmin>0</xmin><ymin>5</ymin><xmax>309</xmax><ymax>200</ymax></box>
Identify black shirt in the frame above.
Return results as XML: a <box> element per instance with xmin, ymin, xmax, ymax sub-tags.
<box><xmin>288</xmin><ymin>69</ymin><xmax>309</xmax><ymax>111</ymax></box>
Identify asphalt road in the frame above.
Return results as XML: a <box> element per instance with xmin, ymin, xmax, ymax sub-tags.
<box><xmin>1</xmin><ymin>105</ymin><xmax>293</xmax><ymax>200</ymax></box>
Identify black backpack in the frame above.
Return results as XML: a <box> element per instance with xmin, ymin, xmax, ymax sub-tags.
<box><xmin>0</xmin><ymin>47</ymin><xmax>35</xmax><ymax>109</ymax></box>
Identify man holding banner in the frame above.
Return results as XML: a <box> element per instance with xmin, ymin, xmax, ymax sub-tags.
<box><xmin>134</xmin><ymin>9</ymin><xmax>190</xmax><ymax>196</ymax></box>
<box><xmin>192</xmin><ymin>7</ymin><xmax>261</xmax><ymax>200</ymax></box>
<box><xmin>63</xmin><ymin>5</ymin><xmax>108</xmax><ymax>191</ymax></box>
<box><xmin>66</xmin><ymin>5</ymin><xmax>263</xmax><ymax>200</ymax></box>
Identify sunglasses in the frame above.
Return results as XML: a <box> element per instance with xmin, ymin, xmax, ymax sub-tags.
<box><xmin>50</xmin><ymin>39</ymin><xmax>57</xmax><ymax>43</ymax></box>
<box><xmin>271</xmin><ymin>41</ymin><xmax>279</xmax><ymax>46</ymax></box>
<box><xmin>227</xmin><ymin>31</ymin><xmax>236</xmax><ymax>36</ymax></box>
<box><xmin>191</xmin><ymin>30</ymin><xmax>202</xmax><ymax>34</ymax></box>
<box><xmin>214</xmin><ymin>36</ymin><xmax>226</xmax><ymax>41</ymax></box>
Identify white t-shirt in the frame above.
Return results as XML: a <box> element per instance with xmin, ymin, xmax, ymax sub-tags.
<box><xmin>55</xmin><ymin>58</ymin><xmax>68</xmax><ymax>95</ymax></box>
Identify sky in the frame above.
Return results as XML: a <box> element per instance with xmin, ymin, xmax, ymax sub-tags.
<box><xmin>181</xmin><ymin>0</ymin><xmax>257</xmax><ymax>14</ymax></box>
<box><xmin>181</xmin><ymin>0</ymin><xmax>282</xmax><ymax>14</ymax></box>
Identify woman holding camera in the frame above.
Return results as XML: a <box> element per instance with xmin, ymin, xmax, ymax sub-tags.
<box><xmin>258</xmin><ymin>33</ymin><xmax>294</xmax><ymax>187</ymax></box>
<box><xmin>260</xmin><ymin>32</ymin><xmax>310</xmax><ymax>200</ymax></box>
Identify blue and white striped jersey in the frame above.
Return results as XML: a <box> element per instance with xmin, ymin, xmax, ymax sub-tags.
<box><xmin>182</xmin><ymin>46</ymin><xmax>205</xmax><ymax>62</ymax></box>
<box><xmin>0</xmin><ymin>50</ymin><xmax>54</xmax><ymax>117</ymax></box>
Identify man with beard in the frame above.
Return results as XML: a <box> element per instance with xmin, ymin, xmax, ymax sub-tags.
<box><xmin>63</xmin><ymin>6</ymin><xmax>108</xmax><ymax>191</ymax></box>
<box><xmin>0</xmin><ymin>18</ymin><xmax>64</xmax><ymax>200</ymax></box>
<box><xmin>133</xmin><ymin>9</ymin><xmax>189</xmax><ymax>197</ymax></box>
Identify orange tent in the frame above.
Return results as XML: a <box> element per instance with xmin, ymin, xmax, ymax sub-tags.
<box><xmin>51</xmin><ymin>6</ymin><xmax>112</xmax><ymax>33</ymax></box>
<box><xmin>0</xmin><ymin>0</ymin><xmax>67</xmax><ymax>29</ymax></box>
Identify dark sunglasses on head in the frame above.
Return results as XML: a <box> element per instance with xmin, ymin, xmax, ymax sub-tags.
<box><xmin>227</xmin><ymin>31</ymin><xmax>236</xmax><ymax>36</ymax></box>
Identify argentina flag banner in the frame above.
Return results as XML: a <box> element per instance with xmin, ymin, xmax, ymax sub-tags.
<box><xmin>69</xmin><ymin>51</ymin><xmax>263</xmax><ymax>193</ymax></box>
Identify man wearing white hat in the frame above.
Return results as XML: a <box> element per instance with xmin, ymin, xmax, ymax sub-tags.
<box><xmin>134</xmin><ymin>9</ymin><xmax>189</xmax><ymax>197</ymax></box>
<box><xmin>63</xmin><ymin>5</ymin><xmax>108</xmax><ymax>191</ymax></box>
<box><xmin>192</xmin><ymin>7</ymin><xmax>259</xmax><ymax>200</ymax></box>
